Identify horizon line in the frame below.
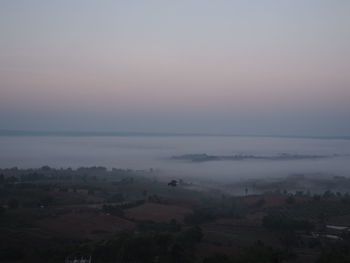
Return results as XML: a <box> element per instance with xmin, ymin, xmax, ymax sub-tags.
<box><xmin>0</xmin><ymin>129</ymin><xmax>349</xmax><ymax>140</ymax></box>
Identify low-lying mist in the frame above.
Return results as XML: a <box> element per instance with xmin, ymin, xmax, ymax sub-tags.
<box><xmin>0</xmin><ymin>135</ymin><xmax>349</xmax><ymax>184</ymax></box>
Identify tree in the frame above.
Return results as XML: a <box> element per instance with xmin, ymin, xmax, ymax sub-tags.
<box><xmin>168</xmin><ymin>180</ymin><xmax>178</xmax><ymax>187</ymax></box>
<box><xmin>286</xmin><ymin>196</ymin><xmax>295</xmax><ymax>205</ymax></box>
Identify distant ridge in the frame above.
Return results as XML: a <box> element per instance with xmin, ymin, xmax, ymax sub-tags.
<box><xmin>0</xmin><ymin>130</ymin><xmax>204</xmax><ymax>137</ymax></box>
<box><xmin>172</xmin><ymin>153</ymin><xmax>334</xmax><ymax>162</ymax></box>
<box><xmin>0</xmin><ymin>130</ymin><xmax>349</xmax><ymax>140</ymax></box>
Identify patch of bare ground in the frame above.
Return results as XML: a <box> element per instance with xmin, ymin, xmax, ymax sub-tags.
<box><xmin>37</xmin><ymin>210</ymin><xmax>134</xmax><ymax>239</ymax></box>
<box><xmin>54</xmin><ymin>191</ymin><xmax>105</xmax><ymax>204</ymax></box>
<box><xmin>166</xmin><ymin>198</ymin><xmax>197</xmax><ymax>209</ymax></box>
<box><xmin>125</xmin><ymin>203</ymin><xmax>191</xmax><ymax>222</ymax></box>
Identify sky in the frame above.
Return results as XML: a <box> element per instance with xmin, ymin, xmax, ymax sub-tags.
<box><xmin>0</xmin><ymin>0</ymin><xmax>349</xmax><ymax>136</ymax></box>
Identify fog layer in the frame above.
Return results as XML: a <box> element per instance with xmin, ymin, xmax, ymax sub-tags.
<box><xmin>0</xmin><ymin>136</ymin><xmax>349</xmax><ymax>182</ymax></box>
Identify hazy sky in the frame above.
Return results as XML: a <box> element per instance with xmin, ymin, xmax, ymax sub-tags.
<box><xmin>1</xmin><ymin>0</ymin><xmax>349</xmax><ymax>136</ymax></box>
